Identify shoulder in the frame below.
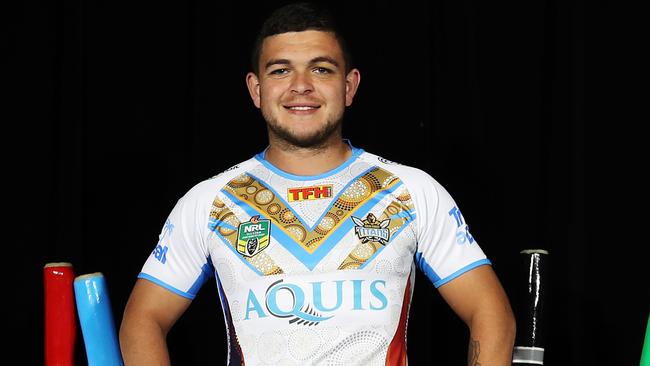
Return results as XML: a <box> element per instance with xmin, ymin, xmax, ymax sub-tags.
<box><xmin>359</xmin><ymin>150</ymin><xmax>444</xmax><ymax>196</ymax></box>
<box><xmin>180</xmin><ymin>157</ymin><xmax>259</xmax><ymax>203</ymax></box>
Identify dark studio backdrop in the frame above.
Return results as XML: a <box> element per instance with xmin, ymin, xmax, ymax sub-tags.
<box><xmin>3</xmin><ymin>0</ymin><xmax>635</xmax><ymax>365</ymax></box>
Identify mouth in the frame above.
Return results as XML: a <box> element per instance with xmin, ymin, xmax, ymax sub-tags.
<box><xmin>283</xmin><ymin>102</ymin><xmax>321</xmax><ymax>113</ymax></box>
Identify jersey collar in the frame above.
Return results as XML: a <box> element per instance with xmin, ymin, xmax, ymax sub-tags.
<box><xmin>254</xmin><ymin>139</ymin><xmax>364</xmax><ymax>181</ymax></box>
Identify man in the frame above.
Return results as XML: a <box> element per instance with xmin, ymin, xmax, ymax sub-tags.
<box><xmin>119</xmin><ymin>2</ymin><xmax>515</xmax><ymax>365</ymax></box>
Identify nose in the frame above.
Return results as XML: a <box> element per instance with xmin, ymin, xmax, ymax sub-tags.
<box><xmin>290</xmin><ymin>71</ymin><xmax>313</xmax><ymax>95</ymax></box>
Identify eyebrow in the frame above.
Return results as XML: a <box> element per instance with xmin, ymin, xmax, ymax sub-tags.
<box><xmin>265</xmin><ymin>58</ymin><xmax>291</xmax><ymax>70</ymax></box>
<box><xmin>310</xmin><ymin>56</ymin><xmax>340</xmax><ymax>68</ymax></box>
<box><xmin>264</xmin><ymin>56</ymin><xmax>340</xmax><ymax>70</ymax></box>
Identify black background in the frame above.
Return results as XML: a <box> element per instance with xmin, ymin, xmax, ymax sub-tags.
<box><xmin>5</xmin><ymin>0</ymin><xmax>643</xmax><ymax>365</ymax></box>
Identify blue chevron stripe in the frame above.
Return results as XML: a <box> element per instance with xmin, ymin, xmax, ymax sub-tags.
<box><xmin>221</xmin><ymin>181</ymin><xmax>404</xmax><ymax>270</ymax></box>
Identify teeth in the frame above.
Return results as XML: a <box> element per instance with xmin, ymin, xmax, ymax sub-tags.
<box><xmin>289</xmin><ymin>106</ymin><xmax>317</xmax><ymax>110</ymax></box>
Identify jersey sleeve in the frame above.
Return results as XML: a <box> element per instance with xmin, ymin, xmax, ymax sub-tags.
<box><xmin>138</xmin><ymin>182</ymin><xmax>215</xmax><ymax>299</ymax></box>
<box><xmin>409</xmin><ymin>172</ymin><xmax>490</xmax><ymax>288</ymax></box>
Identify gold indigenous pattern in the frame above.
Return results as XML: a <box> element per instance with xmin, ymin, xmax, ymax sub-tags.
<box><xmin>209</xmin><ymin>197</ymin><xmax>284</xmax><ymax>276</ymax></box>
<box><xmin>338</xmin><ymin>194</ymin><xmax>414</xmax><ymax>270</ymax></box>
<box><xmin>223</xmin><ymin>168</ymin><xmax>400</xmax><ymax>254</ymax></box>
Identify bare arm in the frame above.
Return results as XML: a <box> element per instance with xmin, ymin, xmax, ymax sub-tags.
<box><xmin>438</xmin><ymin>265</ymin><xmax>516</xmax><ymax>366</ymax></box>
<box><xmin>119</xmin><ymin>279</ymin><xmax>192</xmax><ymax>365</ymax></box>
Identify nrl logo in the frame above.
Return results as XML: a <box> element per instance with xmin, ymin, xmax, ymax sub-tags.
<box><xmin>351</xmin><ymin>213</ymin><xmax>391</xmax><ymax>245</ymax></box>
<box><xmin>237</xmin><ymin>215</ymin><xmax>271</xmax><ymax>257</ymax></box>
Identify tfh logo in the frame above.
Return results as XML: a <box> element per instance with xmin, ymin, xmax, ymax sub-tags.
<box><xmin>287</xmin><ymin>185</ymin><xmax>333</xmax><ymax>202</ymax></box>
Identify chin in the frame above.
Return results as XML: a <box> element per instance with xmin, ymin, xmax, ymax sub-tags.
<box><xmin>284</xmin><ymin>133</ymin><xmax>332</xmax><ymax>148</ymax></box>
<box><xmin>264</xmin><ymin>111</ymin><xmax>343</xmax><ymax>148</ymax></box>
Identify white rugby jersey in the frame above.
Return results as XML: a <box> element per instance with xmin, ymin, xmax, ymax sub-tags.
<box><xmin>140</xmin><ymin>142</ymin><xmax>490</xmax><ymax>366</ymax></box>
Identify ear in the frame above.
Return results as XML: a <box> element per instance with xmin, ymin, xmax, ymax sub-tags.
<box><xmin>246</xmin><ymin>72</ymin><xmax>261</xmax><ymax>108</ymax></box>
<box><xmin>344</xmin><ymin>68</ymin><xmax>361</xmax><ymax>107</ymax></box>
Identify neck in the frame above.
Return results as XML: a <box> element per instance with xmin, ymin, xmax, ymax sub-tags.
<box><xmin>264</xmin><ymin>135</ymin><xmax>352</xmax><ymax>176</ymax></box>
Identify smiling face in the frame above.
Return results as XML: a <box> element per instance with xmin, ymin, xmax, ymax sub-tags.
<box><xmin>246</xmin><ymin>30</ymin><xmax>360</xmax><ymax>148</ymax></box>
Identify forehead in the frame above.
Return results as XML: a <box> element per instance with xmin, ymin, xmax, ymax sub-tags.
<box><xmin>260</xmin><ymin>30</ymin><xmax>344</xmax><ymax>64</ymax></box>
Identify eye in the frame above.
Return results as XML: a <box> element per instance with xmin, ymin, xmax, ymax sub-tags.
<box><xmin>269</xmin><ymin>68</ymin><xmax>289</xmax><ymax>75</ymax></box>
<box><xmin>313</xmin><ymin>67</ymin><xmax>332</xmax><ymax>74</ymax></box>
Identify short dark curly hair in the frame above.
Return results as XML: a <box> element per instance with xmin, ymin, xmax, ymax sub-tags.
<box><xmin>250</xmin><ymin>2</ymin><xmax>353</xmax><ymax>75</ymax></box>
